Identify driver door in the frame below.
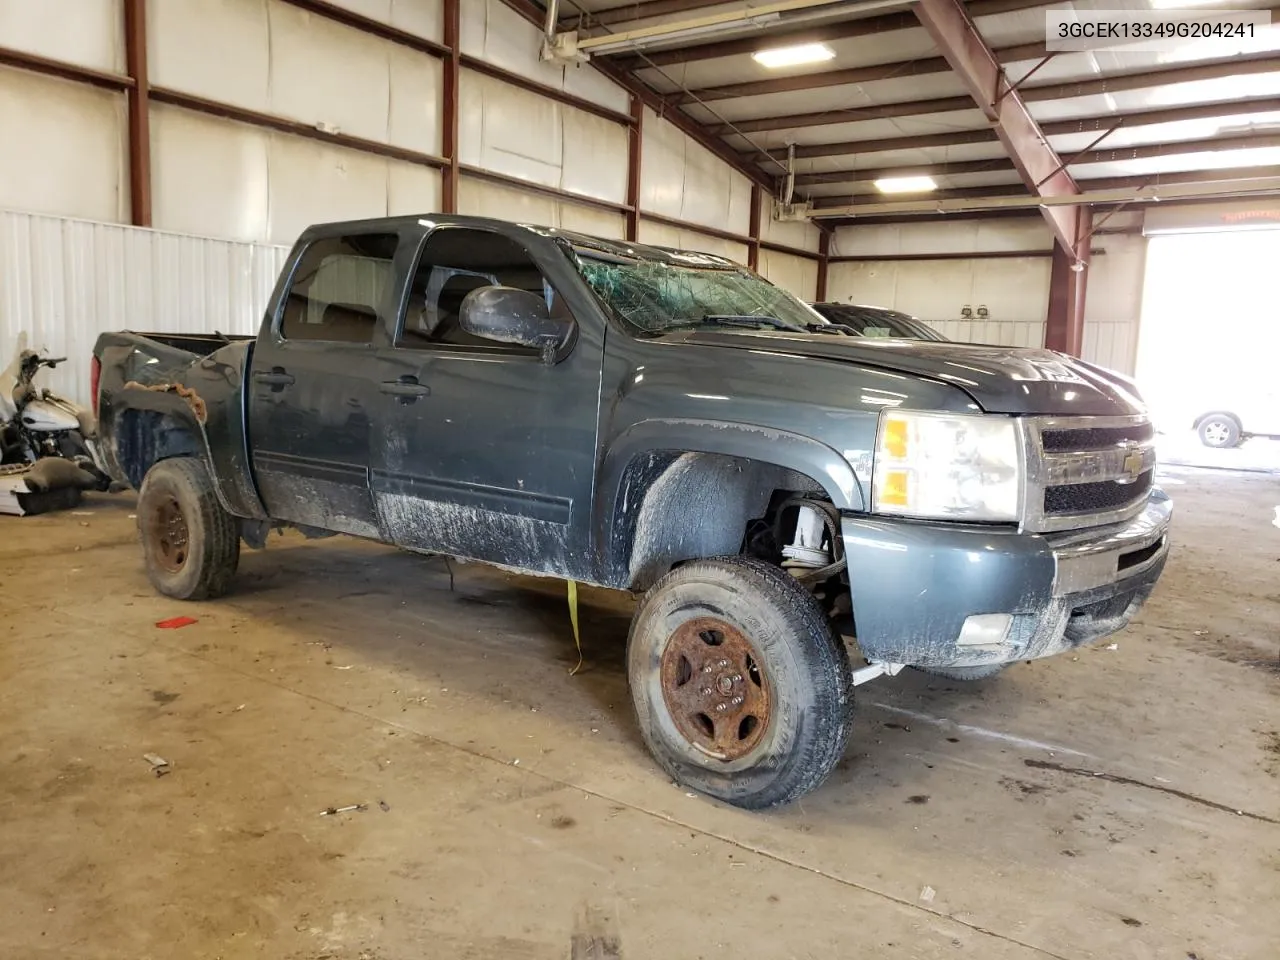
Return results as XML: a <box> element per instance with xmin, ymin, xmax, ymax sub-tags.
<box><xmin>369</xmin><ymin>226</ymin><xmax>602</xmax><ymax>577</ymax></box>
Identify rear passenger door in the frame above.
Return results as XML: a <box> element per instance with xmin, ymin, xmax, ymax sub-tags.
<box><xmin>248</xmin><ymin>231</ymin><xmax>401</xmax><ymax>538</ymax></box>
<box><xmin>368</xmin><ymin>225</ymin><xmax>602</xmax><ymax>577</ymax></box>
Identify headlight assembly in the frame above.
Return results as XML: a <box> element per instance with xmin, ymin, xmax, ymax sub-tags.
<box><xmin>872</xmin><ymin>410</ymin><xmax>1022</xmax><ymax>522</ymax></box>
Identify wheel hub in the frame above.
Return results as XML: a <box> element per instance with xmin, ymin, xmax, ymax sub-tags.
<box><xmin>659</xmin><ymin>617</ymin><xmax>770</xmax><ymax>761</ymax></box>
<box><xmin>148</xmin><ymin>494</ymin><xmax>189</xmax><ymax>573</ymax></box>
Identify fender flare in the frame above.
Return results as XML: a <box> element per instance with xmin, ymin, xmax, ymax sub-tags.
<box><xmin>594</xmin><ymin>418</ymin><xmax>863</xmax><ymax>588</ymax></box>
<box><xmin>104</xmin><ymin>384</ymin><xmax>267</xmax><ymax>520</ymax></box>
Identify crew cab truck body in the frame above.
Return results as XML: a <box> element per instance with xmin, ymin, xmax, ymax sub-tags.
<box><xmin>94</xmin><ymin>215</ymin><xmax>1172</xmax><ymax>808</ymax></box>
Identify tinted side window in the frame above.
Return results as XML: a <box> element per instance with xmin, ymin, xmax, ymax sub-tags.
<box><xmin>398</xmin><ymin>229</ymin><xmax>556</xmax><ymax>353</ymax></box>
<box><xmin>281</xmin><ymin>233</ymin><xmax>399</xmax><ymax>343</ymax></box>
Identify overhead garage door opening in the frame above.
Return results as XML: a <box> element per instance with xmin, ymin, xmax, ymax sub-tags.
<box><xmin>1137</xmin><ymin>225</ymin><xmax>1280</xmax><ymax>469</ymax></box>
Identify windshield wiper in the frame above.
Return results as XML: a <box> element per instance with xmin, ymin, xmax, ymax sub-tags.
<box><xmin>696</xmin><ymin>314</ymin><xmax>798</xmax><ymax>330</ymax></box>
<box><xmin>805</xmin><ymin>322</ymin><xmax>857</xmax><ymax>336</ymax></box>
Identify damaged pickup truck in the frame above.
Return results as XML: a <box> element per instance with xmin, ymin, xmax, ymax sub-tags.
<box><xmin>93</xmin><ymin>215</ymin><xmax>1171</xmax><ymax>808</ymax></box>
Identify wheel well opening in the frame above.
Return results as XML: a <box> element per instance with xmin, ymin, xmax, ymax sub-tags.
<box><xmin>613</xmin><ymin>451</ymin><xmax>836</xmax><ymax>592</ymax></box>
<box><xmin>118</xmin><ymin>409</ymin><xmax>202</xmax><ymax>488</ymax></box>
<box><xmin>1194</xmin><ymin>410</ymin><xmax>1241</xmax><ymax>430</ymax></box>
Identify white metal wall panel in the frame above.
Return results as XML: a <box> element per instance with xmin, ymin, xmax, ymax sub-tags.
<box><xmin>827</xmin><ymin>258</ymin><xmax>1049</xmax><ymax>347</ymax></box>
<box><xmin>637</xmin><ymin>220</ymin><xmax>750</xmax><ymax>265</ymax></box>
<box><xmin>0</xmin><ymin>209</ymin><xmax>288</xmax><ymax>406</ymax></box>
<box><xmin>1082</xmin><ymin>236</ymin><xmax>1146</xmax><ymax>375</ymax></box>
<box><xmin>457</xmin><ymin>178</ymin><xmax>624</xmax><ymax>240</ymax></box>
<box><xmin>458</xmin><ymin>70</ymin><xmax>628</xmax><ymax>204</ymax></box>
<box><xmin>759</xmin><ymin>249</ymin><xmax>818</xmax><ymax>301</ymax></box>
<box><xmin>832</xmin><ymin>219</ymin><xmax>1053</xmax><ymax>257</ymax></box>
<box><xmin>268</xmin><ymin>1</ymin><xmax>442</xmax><ymax>153</ymax></box>
<box><xmin>459</xmin><ymin>0</ymin><xmax>629</xmax><ymax>113</ymax></box>
<box><xmin>0</xmin><ymin>0</ymin><xmax>122</xmax><ymax>72</ymax></box>
<box><xmin>640</xmin><ymin>107</ymin><xmax>752</xmax><ymax>238</ymax></box>
<box><xmin>151</xmin><ymin>104</ymin><xmax>271</xmax><ymax>242</ymax></box>
<box><xmin>148</xmin><ymin>0</ymin><xmax>272</xmax><ymax>115</ymax></box>
<box><xmin>387</xmin><ymin>163</ymin><xmax>443</xmax><ymax>218</ymax></box>
<box><xmin>149</xmin><ymin>0</ymin><xmax>441</xmax><ymax>155</ymax></box>
<box><xmin>266</xmin><ymin>131</ymin><xmax>404</xmax><ymax>244</ymax></box>
<box><xmin>152</xmin><ymin>105</ymin><xmax>441</xmax><ymax>246</ymax></box>
<box><xmin>0</xmin><ymin>68</ymin><xmax>127</xmax><ymax>224</ymax></box>
<box><xmin>321</xmin><ymin>0</ymin><xmax>442</xmax><ymax>41</ymax></box>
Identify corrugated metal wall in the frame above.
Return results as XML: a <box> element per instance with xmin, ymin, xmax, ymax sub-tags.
<box><xmin>828</xmin><ymin>218</ymin><xmax>1147</xmax><ymax>373</ymax></box>
<box><xmin>0</xmin><ymin>208</ymin><xmax>288</xmax><ymax>405</ymax></box>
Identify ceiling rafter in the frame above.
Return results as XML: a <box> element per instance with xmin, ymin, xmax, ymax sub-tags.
<box><xmin>794</xmin><ymin>130</ymin><xmax>1280</xmax><ymax>186</ymax></box>
<box><xmin>811</xmin><ymin>163</ymin><xmax>1280</xmax><ymax>207</ymax></box>
<box><xmin>709</xmin><ymin>51</ymin><xmax>1280</xmax><ymax>135</ymax></box>
<box><xmin>750</xmin><ymin>96</ymin><xmax>1280</xmax><ymax>163</ymax></box>
<box><xmin>672</xmin><ymin>41</ymin><xmax>1046</xmax><ymax>104</ymax></box>
<box><xmin>603</xmin><ymin>0</ymin><xmax>1049</xmax><ymax>70</ymax></box>
<box><xmin>911</xmin><ymin>0</ymin><xmax>1080</xmax><ymax>254</ymax></box>
<box><xmin>562</xmin><ymin>0</ymin><xmax>732</xmax><ymax>29</ymax></box>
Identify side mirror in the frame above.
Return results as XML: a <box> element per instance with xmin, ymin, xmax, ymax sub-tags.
<box><xmin>460</xmin><ymin>285</ymin><xmax>575</xmax><ymax>364</ymax></box>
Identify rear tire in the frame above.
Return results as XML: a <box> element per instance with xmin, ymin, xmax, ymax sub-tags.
<box><xmin>627</xmin><ymin>557</ymin><xmax>853</xmax><ymax>809</ymax></box>
<box><xmin>137</xmin><ymin>458</ymin><xmax>239</xmax><ymax>600</ymax></box>
<box><xmin>915</xmin><ymin>663</ymin><xmax>1007</xmax><ymax>681</ymax></box>
<box><xmin>1197</xmin><ymin>413</ymin><xmax>1241</xmax><ymax>449</ymax></box>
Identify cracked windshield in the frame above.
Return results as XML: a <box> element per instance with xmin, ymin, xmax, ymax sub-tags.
<box><xmin>576</xmin><ymin>253</ymin><xmax>826</xmax><ymax>335</ymax></box>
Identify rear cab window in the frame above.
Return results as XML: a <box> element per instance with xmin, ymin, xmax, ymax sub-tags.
<box><xmin>280</xmin><ymin>233</ymin><xmax>399</xmax><ymax>343</ymax></box>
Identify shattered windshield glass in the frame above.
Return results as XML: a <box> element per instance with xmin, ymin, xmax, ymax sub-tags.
<box><xmin>574</xmin><ymin>251</ymin><xmax>826</xmax><ymax>335</ymax></box>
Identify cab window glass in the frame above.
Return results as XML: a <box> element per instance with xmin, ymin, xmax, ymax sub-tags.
<box><xmin>281</xmin><ymin>234</ymin><xmax>398</xmax><ymax>343</ymax></box>
<box><xmin>398</xmin><ymin>229</ymin><xmax>562</xmax><ymax>353</ymax></box>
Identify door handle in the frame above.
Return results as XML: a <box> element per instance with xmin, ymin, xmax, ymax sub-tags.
<box><xmin>379</xmin><ymin>376</ymin><xmax>430</xmax><ymax>401</ymax></box>
<box><xmin>253</xmin><ymin>367</ymin><xmax>296</xmax><ymax>390</ymax></box>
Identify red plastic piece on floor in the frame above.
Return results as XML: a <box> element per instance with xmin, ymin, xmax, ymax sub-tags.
<box><xmin>155</xmin><ymin>616</ymin><xmax>198</xmax><ymax>629</ymax></box>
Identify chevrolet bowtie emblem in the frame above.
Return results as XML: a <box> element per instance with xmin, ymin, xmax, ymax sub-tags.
<box><xmin>1118</xmin><ymin>444</ymin><xmax>1144</xmax><ymax>483</ymax></box>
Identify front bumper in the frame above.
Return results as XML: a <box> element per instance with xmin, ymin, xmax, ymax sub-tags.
<box><xmin>841</xmin><ymin>489</ymin><xmax>1172</xmax><ymax>669</ymax></box>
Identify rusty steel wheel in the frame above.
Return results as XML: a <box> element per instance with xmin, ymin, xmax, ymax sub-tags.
<box><xmin>660</xmin><ymin>617</ymin><xmax>770</xmax><ymax>761</ymax></box>
<box><xmin>136</xmin><ymin>458</ymin><xmax>239</xmax><ymax>600</ymax></box>
<box><xmin>147</xmin><ymin>494</ymin><xmax>190</xmax><ymax>572</ymax></box>
<box><xmin>628</xmin><ymin>557</ymin><xmax>854</xmax><ymax>809</ymax></box>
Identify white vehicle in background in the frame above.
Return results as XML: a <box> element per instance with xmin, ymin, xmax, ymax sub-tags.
<box><xmin>1192</xmin><ymin>399</ymin><xmax>1280</xmax><ymax>449</ymax></box>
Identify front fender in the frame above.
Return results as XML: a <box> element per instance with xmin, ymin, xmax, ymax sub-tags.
<box><xmin>594</xmin><ymin>418</ymin><xmax>863</xmax><ymax>588</ymax></box>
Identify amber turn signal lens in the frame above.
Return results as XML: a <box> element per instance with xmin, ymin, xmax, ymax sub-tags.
<box><xmin>883</xmin><ymin>417</ymin><xmax>909</xmax><ymax>460</ymax></box>
<box><xmin>880</xmin><ymin>470</ymin><xmax>909</xmax><ymax>506</ymax></box>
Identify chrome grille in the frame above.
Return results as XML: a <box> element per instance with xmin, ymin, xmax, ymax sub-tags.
<box><xmin>1022</xmin><ymin>415</ymin><xmax>1155</xmax><ymax>533</ymax></box>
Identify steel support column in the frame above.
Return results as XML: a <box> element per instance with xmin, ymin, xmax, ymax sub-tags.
<box><xmin>1044</xmin><ymin>209</ymin><xmax>1092</xmax><ymax>356</ymax></box>
<box><xmin>748</xmin><ymin>185</ymin><xmax>762</xmax><ymax>271</ymax></box>
<box><xmin>626</xmin><ymin>95</ymin><xmax>644</xmax><ymax>241</ymax></box>
<box><xmin>441</xmin><ymin>0</ymin><xmax>461</xmax><ymax>213</ymax></box>
<box><xmin>912</xmin><ymin>0</ymin><xmax>1081</xmax><ymax>257</ymax></box>
<box><xmin>123</xmin><ymin>0</ymin><xmax>151</xmax><ymax>227</ymax></box>
<box><xmin>816</xmin><ymin>230</ymin><xmax>830</xmax><ymax>301</ymax></box>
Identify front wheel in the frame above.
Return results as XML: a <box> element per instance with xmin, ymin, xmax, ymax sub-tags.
<box><xmin>1198</xmin><ymin>414</ymin><xmax>1241</xmax><ymax>449</ymax></box>
<box><xmin>627</xmin><ymin>557</ymin><xmax>854</xmax><ymax>809</ymax></box>
<box><xmin>137</xmin><ymin>458</ymin><xmax>240</xmax><ymax>600</ymax></box>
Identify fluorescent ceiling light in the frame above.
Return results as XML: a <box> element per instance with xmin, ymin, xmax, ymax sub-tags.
<box><xmin>752</xmin><ymin>43</ymin><xmax>835</xmax><ymax>69</ymax></box>
<box><xmin>1149</xmin><ymin>0</ymin><xmax>1229</xmax><ymax>7</ymax></box>
<box><xmin>875</xmin><ymin>176</ymin><xmax>938</xmax><ymax>194</ymax></box>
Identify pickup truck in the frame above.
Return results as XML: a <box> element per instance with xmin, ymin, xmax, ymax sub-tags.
<box><xmin>93</xmin><ymin>215</ymin><xmax>1172</xmax><ymax>809</ymax></box>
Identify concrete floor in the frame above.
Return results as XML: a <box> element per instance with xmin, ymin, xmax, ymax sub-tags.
<box><xmin>2</xmin><ymin>469</ymin><xmax>1277</xmax><ymax>960</ymax></box>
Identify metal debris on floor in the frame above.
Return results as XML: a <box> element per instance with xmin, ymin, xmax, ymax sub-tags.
<box><xmin>319</xmin><ymin>803</ymin><xmax>368</xmax><ymax>816</ymax></box>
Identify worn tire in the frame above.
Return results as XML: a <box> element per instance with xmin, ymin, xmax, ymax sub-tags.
<box><xmin>627</xmin><ymin>557</ymin><xmax>854</xmax><ymax>809</ymax></box>
<box><xmin>1197</xmin><ymin>413</ymin><xmax>1241</xmax><ymax>449</ymax></box>
<box><xmin>915</xmin><ymin>663</ymin><xmax>1007</xmax><ymax>681</ymax></box>
<box><xmin>137</xmin><ymin>457</ymin><xmax>239</xmax><ymax>600</ymax></box>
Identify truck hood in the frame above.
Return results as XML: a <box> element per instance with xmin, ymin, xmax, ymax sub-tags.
<box><xmin>671</xmin><ymin>330</ymin><xmax>1143</xmax><ymax>417</ymax></box>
